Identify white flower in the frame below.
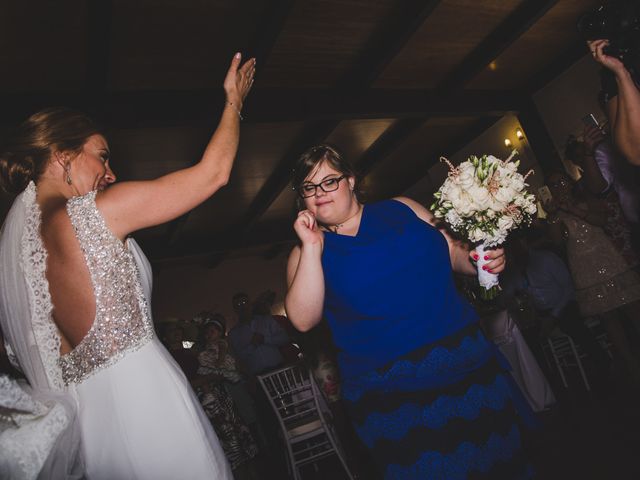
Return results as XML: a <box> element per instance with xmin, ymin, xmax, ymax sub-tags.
<box><xmin>489</xmin><ymin>196</ymin><xmax>507</xmax><ymax>211</ymax></box>
<box><xmin>445</xmin><ymin>209</ymin><xmax>463</xmax><ymax>227</ymax></box>
<box><xmin>510</xmin><ymin>175</ymin><xmax>525</xmax><ymax>192</ymax></box>
<box><xmin>457</xmin><ymin>162</ymin><xmax>476</xmax><ymax>189</ymax></box>
<box><xmin>494</xmin><ymin>186</ymin><xmax>517</xmax><ymax>204</ymax></box>
<box><xmin>453</xmin><ymin>194</ymin><xmax>475</xmax><ymax>216</ymax></box>
<box><xmin>434</xmin><ymin>151</ymin><xmax>536</xmax><ymax>249</ymax></box>
<box><xmin>497</xmin><ymin>215</ymin><xmax>514</xmax><ymax>231</ymax></box>
<box><xmin>469</xmin><ymin>227</ymin><xmax>487</xmax><ymax>243</ymax></box>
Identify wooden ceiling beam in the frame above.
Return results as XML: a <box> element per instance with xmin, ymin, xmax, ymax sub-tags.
<box><xmin>337</xmin><ymin>0</ymin><xmax>443</xmax><ymax>89</ymax></box>
<box><xmin>439</xmin><ymin>0</ymin><xmax>559</xmax><ymax>92</ymax></box>
<box><xmin>0</xmin><ymin>88</ymin><xmax>521</xmax><ymax>127</ymax></box>
<box><xmin>243</xmin><ymin>0</ymin><xmax>295</xmax><ymax>67</ymax></box>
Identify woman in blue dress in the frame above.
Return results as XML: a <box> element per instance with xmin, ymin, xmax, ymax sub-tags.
<box><xmin>284</xmin><ymin>145</ymin><xmax>534</xmax><ymax>479</ymax></box>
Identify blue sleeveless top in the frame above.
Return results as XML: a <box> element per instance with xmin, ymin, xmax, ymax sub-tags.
<box><xmin>322</xmin><ymin>199</ymin><xmax>478</xmax><ymax>379</ymax></box>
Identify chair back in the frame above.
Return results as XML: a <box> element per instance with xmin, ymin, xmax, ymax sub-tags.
<box><xmin>258</xmin><ymin>364</ymin><xmax>324</xmax><ymax>438</ymax></box>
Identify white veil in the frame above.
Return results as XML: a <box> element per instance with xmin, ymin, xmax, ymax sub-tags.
<box><xmin>0</xmin><ymin>183</ymin><xmax>83</xmax><ymax>479</ymax></box>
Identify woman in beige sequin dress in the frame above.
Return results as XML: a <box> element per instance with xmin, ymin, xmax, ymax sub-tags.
<box><xmin>0</xmin><ymin>53</ymin><xmax>254</xmax><ymax>479</ymax></box>
<box><xmin>546</xmin><ymin>172</ymin><xmax>640</xmax><ymax>380</ymax></box>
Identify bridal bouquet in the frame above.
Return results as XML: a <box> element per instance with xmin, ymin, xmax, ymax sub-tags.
<box><xmin>430</xmin><ymin>150</ymin><xmax>536</xmax><ymax>298</ymax></box>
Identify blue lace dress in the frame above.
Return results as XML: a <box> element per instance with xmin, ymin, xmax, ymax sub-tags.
<box><xmin>322</xmin><ymin>199</ymin><xmax>534</xmax><ymax>479</ymax></box>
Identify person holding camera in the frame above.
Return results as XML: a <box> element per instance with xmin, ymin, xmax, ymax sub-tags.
<box><xmin>588</xmin><ymin>38</ymin><xmax>640</xmax><ymax>165</ymax></box>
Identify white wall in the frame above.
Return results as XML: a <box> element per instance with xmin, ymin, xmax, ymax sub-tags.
<box><xmin>533</xmin><ymin>54</ymin><xmax>603</xmax><ymax>162</ymax></box>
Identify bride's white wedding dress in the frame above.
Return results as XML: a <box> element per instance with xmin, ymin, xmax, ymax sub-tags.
<box><xmin>0</xmin><ymin>182</ymin><xmax>232</xmax><ymax>479</ymax></box>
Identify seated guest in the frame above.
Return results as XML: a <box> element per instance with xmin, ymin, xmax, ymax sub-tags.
<box><xmin>229</xmin><ymin>293</ymin><xmax>292</xmax><ymax>476</ymax></box>
<box><xmin>160</xmin><ymin>322</ymin><xmax>199</xmax><ymax>380</ymax></box>
<box><xmin>194</xmin><ymin>314</ymin><xmax>259</xmax><ymax>478</ymax></box>
<box><xmin>252</xmin><ymin>290</ymin><xmax>301</xmax><ymax>364</ymax></box>
<box><xmin>228</xmin><ymin>292</ymin><xmax>291</xmax><ymax>376</ymax></box>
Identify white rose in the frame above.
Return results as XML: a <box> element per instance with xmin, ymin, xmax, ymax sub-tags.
<box><xmin>469</xmin><ymin>227</ymin><xmax>487</xmax><ymax>243</ymax></box>
<box><xmin>510</xmin><ymin>176</ymin><xmax>525</xmax><ymax>192</ymax></box>
<box><xmin>497</xmin><ymin>215</ymin><xmax>514</xmax><ymax>231</ymax></box>
<box><xmin>488</xmin><ymin>195</ymin><xmax>506</xmax><ymax>212</ymax></box>
<box><xmin>443</xmin><ymin>183</ymin><xmax>463</xmax><ymax>205</ymax></box>
<box><xmin>525</xmin><ymin>203</ymin><xmax>537</xmax><ymax>214</ymax></box>
<box><xmin>494</xmin><ymin>186</ymin><xmax>517</xmax><ymax>204</ymax></box>
<box><xmin>466</xmin><ymin>185</ymin><xmax>491</xmax><ymax>211</ymax></box>
<box><xmin>454</xmin><ymin>194</ymin><xmax>475</xmax><ymax>216</ymax></box>
<box><xmin>457</xmin><ymin>168</ymin><xmax>476</xmax><ymax>189</ymax></box>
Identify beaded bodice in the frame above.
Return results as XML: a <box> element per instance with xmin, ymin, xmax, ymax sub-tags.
<box><xmin>59</xmin><ymin>191</ymin><xmax>154</xmax><ymax>384</ymax></box>
<box><xmin>559</xmin><ymin>211</ymin><xmax>631</xmax><ymax>290</ymax></box>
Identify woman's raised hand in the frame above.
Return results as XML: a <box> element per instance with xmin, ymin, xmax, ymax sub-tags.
<box><xmin>588</xmin><ymin>39</ymin><xmax>626</xmax><ymax>75</ymax></box>
<box><xmin>224</xmin><ymin>52</ymin><xmax>256</xmax><ymax>109</ymax></box>
<box><xmin>294</xmin><ymin>210</ymin><xmax>324</xmax><ymax>248</ymax></box>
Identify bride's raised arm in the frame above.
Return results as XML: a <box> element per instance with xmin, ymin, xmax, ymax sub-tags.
<box><xmin>99</xmin><ymin>52</ymin><xmax>255</xmax><ymax>239</ymax></box>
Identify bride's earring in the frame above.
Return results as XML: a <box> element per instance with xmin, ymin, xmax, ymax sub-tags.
<box><xmin>64</xmin><ymin>163</ymin><xmax>72</xmax><ymax>185</ymax></box>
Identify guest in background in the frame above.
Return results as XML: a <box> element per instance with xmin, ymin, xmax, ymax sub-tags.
<box><xmin>160</xmin><ymin>322</ymin><xmax>199</xmax><ymax>380</ymax></box>
<box><xmin>588</xmin><ymin>38</ymin><xmax>640</xmax><ymax>165</ymax></box>
<box><xmin>194</xmin><ymin>314</ymin><xmax>259</xmax><ymax>479</ymax></box>
<box><xmin>546</xmin><ymin>171</ymin><xmax>640</xmax><ymax>382</ymax></box>
<box><xmin>229</xmin><ymin>293</ymin><xmax>291</xmax><ymax>477</ymax></box>
<box><xmin>252</xmin><ymin>290</ymin><xmax>300</xmax><ymax>364</ymax></box>
<box><xmin>566</xmin><ymin>129</ymin><xmax>640</xmax><ymax>255</ymax></box>
<box><xmin>228</xmin><ymin>292</ymin><xmax>291</xmax><ymax>376</ymax></box>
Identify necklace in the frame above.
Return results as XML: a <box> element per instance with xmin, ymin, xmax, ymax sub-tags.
<box><xmin>329</xmin><ymin>205</ymin><xmax>363</xmax><ymax>233</ymax></box>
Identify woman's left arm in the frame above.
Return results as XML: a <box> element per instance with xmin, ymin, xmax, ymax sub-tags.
<box><xmin>393</xmin><ymin>197</ymin><xmax>505</xmax><ymax>276</ymax></box>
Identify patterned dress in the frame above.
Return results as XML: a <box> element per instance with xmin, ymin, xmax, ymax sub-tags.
<box><xmin>558</xmin><ymin>210</ymin><xmax>640</xmax><ymax>316</ymax></box>
<box><xmin>322</xmin><ymin>199</ymin><xmax>535</xmax><ymax>479</ymax></box>
<box><xmin>196</xmin><ymin>342</ymin><xmax>258</xmax><ymax>471</ymax></box>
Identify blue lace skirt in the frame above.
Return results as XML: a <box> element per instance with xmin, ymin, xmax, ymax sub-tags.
<box><xmin>341</xmin><ymin>324</ymin><xmax>534</xmax><ymax>480</ymax></box>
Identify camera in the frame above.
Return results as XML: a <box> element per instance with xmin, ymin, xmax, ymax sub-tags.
<box><xmin>578</xmin><ymin>1</ymin><xmax>640</xmax><ymax>76</ymax></box>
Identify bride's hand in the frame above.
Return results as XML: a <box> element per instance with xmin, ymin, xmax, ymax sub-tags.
<box><xmin>294</xmin><ymin>210</ymin><xmax>324</xmax><ymax>248</ymax></box>
<box><xmin>470</xmin><ymin>247</ymin><xmax>505</xmax><ymax>274</ymax></box>
<box><xmin>224</xmin><ymin>53</ymin><xmax>256</xmax><ymax>110</ymax></box>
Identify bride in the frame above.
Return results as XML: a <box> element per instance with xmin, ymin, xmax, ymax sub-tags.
<box><xmin>0</xmin><ymin>53</ymin><xmax>254</xmax><ymax>479</ymax></box>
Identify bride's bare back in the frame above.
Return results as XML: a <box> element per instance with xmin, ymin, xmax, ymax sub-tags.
<box><xmin>40</xmin><ymin>199</ymin><xmax>97</xmax><ymax>354</ymax></box>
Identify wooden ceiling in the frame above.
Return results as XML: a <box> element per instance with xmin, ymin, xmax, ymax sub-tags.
<box><xmin>0</xmin><ymin>0</ymin><xmax>600</xmax><ymax>266</ymax></box>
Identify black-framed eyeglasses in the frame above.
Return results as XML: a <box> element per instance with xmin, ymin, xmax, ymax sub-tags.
<box><xmin>296</xmin><ymin>175</ymin><xmax>346</xmax><ymax>198</ymax></box>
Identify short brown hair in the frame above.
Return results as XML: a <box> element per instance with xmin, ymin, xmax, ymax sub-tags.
<box><xmin>291</xmin><ymin>144</ymin><xmax>363</xmax><ymax>211</ymax></box>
